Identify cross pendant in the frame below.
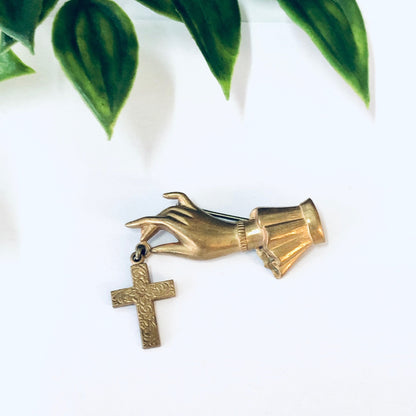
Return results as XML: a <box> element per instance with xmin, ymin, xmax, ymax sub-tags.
<box><xmin>111</xmin><ymin>263</ymin><xmax>175</xmax><ymax>349</ymax></box>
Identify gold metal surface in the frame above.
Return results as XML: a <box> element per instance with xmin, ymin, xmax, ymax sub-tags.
<box><xmin>126</xmin><ymin>192</ymin><xmax>325</xmax><ymax>278</ymax></box>
<box><xmin>251</xmin><ymin>198</ymin><xmax>325</xmax><ymax>278</ymax></box>
<box><xmin>111</xmin><ymin>262</ymin><xmax>175</xmax><ymax>348</ymax></box>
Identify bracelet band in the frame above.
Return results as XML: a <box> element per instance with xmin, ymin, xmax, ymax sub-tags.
<box><xmin>237</xmin><ymin>221</ymin><xmax>248</xmax><ymax>252</ymax></box>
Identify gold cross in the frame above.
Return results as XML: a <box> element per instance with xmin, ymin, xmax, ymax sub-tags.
<box><xmin>111</xmin><ymin>263</ymin><xmax>175</xmax><ymax>349</ymax></box>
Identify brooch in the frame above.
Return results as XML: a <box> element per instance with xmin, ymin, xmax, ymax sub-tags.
<box><xmin>112</xmin><ymin>192</ymin><xmax>325</xmax><ymax>348</ymax></box>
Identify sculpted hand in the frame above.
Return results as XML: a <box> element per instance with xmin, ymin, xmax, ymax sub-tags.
<box><xmin>126</xmin><ymin>192</ymin><xmax>242</xmax><ymax>260</ymax></box>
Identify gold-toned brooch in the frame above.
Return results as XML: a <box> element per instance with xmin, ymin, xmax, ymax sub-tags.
<box><xmin>112</xmin><ymin>192</ymin><xmax>325</xmax><ymax>348</ymax></box>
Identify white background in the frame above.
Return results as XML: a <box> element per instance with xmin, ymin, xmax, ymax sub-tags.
<box><xmin>1</xmin><ymin>1</ymin><xmax>416</xmax><ymax>415</ymax></box>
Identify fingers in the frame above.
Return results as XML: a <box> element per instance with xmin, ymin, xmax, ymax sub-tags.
<box><xmin>166</xmin><ymin>206</ymin><xmax>194</xmax><ymax>218</ymax></box>
<box><xmin>132</xmin><ymin>207</ymin><xmax>173</xmax><ymax>241</ymax></box>
<box><xmin>126</xmin><ymin>194</ymin><xmax>196</xmax><ymax>243</ymax></box>
<box><xmin>125</xmin><ymin>216</ymin><xmax>176</xmax><ymax>233</ymax></box>
<box><xmin>151</xmin><ymin>243</ymin><xmax>188</xmax><ymax>256</ymax></box>
<box><xmin>165</xmin><ymin>212</ymin><xmax>189</xmax><ymax>225</ymax></box>
<box><xmin>163</xmin><ymin>192</ymin><xmax>197</xmax><ymax>209</ymax></box>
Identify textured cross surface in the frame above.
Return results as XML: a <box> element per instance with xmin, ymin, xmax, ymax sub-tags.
<box><xmin>111</xmin><ymin>263</ymin><xmax>175</xmax><ymax>349</ymax></box>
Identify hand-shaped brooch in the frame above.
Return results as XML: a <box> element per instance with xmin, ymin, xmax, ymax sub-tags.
<box><xmin>112</xmin><ymin>192</ymin><xmax>325</xmax><ymax>348</ymax></box>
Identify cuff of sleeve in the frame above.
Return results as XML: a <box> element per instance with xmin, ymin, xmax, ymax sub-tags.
<box><xmin>237</xmin><ymin>219</ymin><xmax>264</xmax><ymax>251</ymax></box>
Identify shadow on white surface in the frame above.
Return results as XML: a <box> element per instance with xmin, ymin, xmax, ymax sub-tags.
<box><xmin>0</xmin><ymin>150</ymin><xmax>18</xmax><ymax>251</ymax></box>
<box><xmin>232</xmin><ymin>17</ymin><xmax>253</xmax><ymax>114</ymax></box>
<box><xmin>122</xmin><ymin>50</ymin><xmax>175</xmax><ymax>164</ymax></box>
<box><xmin>368</xmin><ymin>33</ymin><xmax>376</xmax><ymax>119</ymax></box>
<box><xmin>0</xmin><ymin>199</ymin><xmax>18</xmax><ymax>249</ymax></box>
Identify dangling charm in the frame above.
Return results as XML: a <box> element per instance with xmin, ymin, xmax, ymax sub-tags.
<box><xmin>111</xmin><ymin>243</ymin><xmax>175</xmax><ymax>349</ymax></box>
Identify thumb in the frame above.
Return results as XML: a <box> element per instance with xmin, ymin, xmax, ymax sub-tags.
<box><xmin>151</xmin><ymin>242</ymin><xmax>188</xmax><ymax>256</ymax></box>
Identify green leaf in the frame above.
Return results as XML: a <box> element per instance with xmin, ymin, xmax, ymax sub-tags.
<box><xmin>1</xmin><ymin>0</ymin><xmax>59</xmax><ymax>54</ymax></box>
<box><xmin>134</xmin><ymin>0</ymin><xmax>181</xmax><ymax>21</ymax></box>
<box><xmin>0</xmin><ymin>33</ymin><xmax>16</xmax><ymax>54</ymax></box>
<box><xmin>277</xmin><ymin>0</ymin><xmax>369</xmax><ymax>105</ymax></box>
<box><xmin>39</xmin><ymin>0</ymin><xmax>59</xmax><ymax>21</ymax></box>
<box><xmin>173</xmin><ymin>0</ymin><xmax>241</xmax><ymax>99</ymax></box>
<box><xmin>0</xmin><ymin>49</ymin><xmax>35</xmax><ymax>82</ymax></box>
<box><xmin>0</xmin><ymin>0</ymin><xmax>43</xmax><ymax>51</ymax></box>
<box><xmin>52</xmin><ymin>0</ymin><xmax>139</xmax><ymax>138</ymax></box>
